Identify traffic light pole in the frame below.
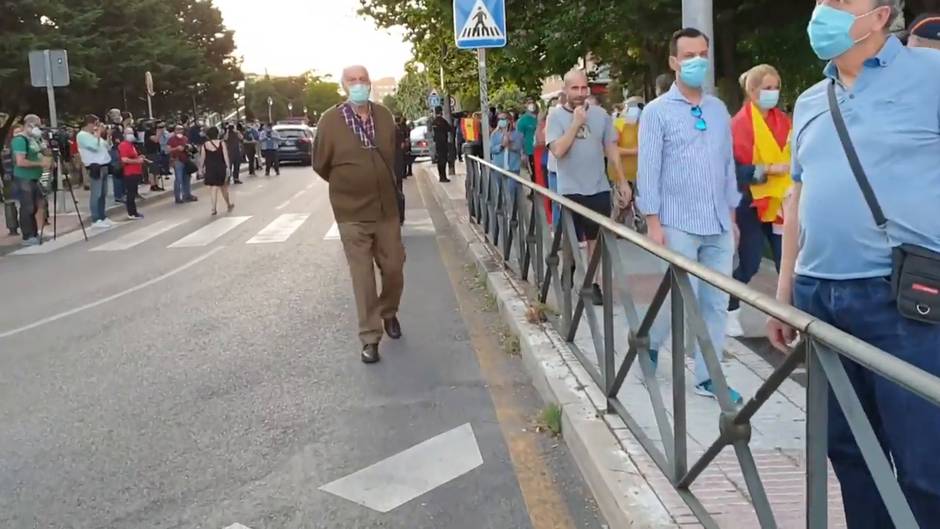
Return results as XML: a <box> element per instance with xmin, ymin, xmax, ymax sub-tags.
<box><xmin>477</xmin><ymin>48</ymin><xmax>490</xmax><ymax>163</ymax></box>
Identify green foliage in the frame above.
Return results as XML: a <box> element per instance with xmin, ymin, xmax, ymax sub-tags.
<box><xmin>393</xmin><ymin>68</ymin><xmax>433</xmax><ymax>120</ymax></box>
<box><xmin>0</xmin><ymin>0</ymin><xmax>241</xmax><ymax>129</ymax></box>
<box><xmin>539</xmin><ymin>404</ymin><xmax>562</xmax><ymax>436</ymax></box>
<box><xmin>245</xmin><ymin>72</ymin><xmax>343</xmax><ymax>123</ymax></box>
<box><xmin>489</xmin><ymin>83</ymin><xmax>525</xmax><ymax>114</ymax></box>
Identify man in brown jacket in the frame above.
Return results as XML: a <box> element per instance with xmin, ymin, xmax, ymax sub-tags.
<box><xmin>313</xmin><ymin>65</ymin><xmax>405</xmax><ymax>364</ymax></box>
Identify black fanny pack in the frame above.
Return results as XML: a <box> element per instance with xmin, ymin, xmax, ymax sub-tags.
<box><xmin>828</xmin><ymin>81</ymin><xmax>940</xmax><ymax>324</ymax></box>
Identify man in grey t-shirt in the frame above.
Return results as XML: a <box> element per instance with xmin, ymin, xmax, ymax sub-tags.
<box><xmin>546</xmin><ymin>69</ymin><xmax>631</xmax><ymax>305</ymax></box>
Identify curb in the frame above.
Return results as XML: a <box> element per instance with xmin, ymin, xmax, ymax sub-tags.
<box><xmin>422</xmin><ymin>167</ymin><xmax>680</xmax><ymax>528</ymax></box>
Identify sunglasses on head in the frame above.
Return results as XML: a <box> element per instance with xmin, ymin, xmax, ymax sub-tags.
<box><xmin>691</xmin><ymin>106</ymin><xmax>707</xmax><ymax>131</ymax></box>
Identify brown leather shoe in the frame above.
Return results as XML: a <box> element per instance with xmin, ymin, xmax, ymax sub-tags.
<box><xmin>383</xmin><ymin>317</ymin><xmax>402</xmax><ymax>340</ymax></box>
<box><xmin>361</xmin><ymin>344</ymin><xmax>380</xmax><ymax>364</ymax></box>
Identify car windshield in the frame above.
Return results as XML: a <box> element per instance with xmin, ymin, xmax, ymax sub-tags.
<box><xmin>276</xmin><ymin>129</ymin><xmax>306</xmax><ymax>139</ymax></box>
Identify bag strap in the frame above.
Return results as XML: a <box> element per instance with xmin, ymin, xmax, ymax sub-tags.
<box><xmin>346</xmin><ymin>103</ymin><xmax>401</xmax><ymax>194</ymax></box>
<box><xmin>826</xmin><ymin>80</ymin><xmax>887</xmax><ymax>229</ymax></box>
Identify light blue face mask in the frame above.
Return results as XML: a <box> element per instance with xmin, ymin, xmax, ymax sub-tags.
<box><xmin>758</xmin><ymin>89</ymin><xmax>780</xmax><ymax>110</ymax></box>
<box><xmin>497</xmin><ymin>119</ymin><xmax>508</xmax><ymax>129</ymax></box>
<box><xmin>679</xmin><ymin>57</ymin><xmax>709</xmax><ymax>88</ymax></box>
<box><xmin>347</xmin><ymin>83</ymin><xmax>371</xmax><ymax>105</ymax></box>
<box><xmin>808</xmin><ymin>4</ymin><xmax>879</xmax><ymax>60</ymax></box>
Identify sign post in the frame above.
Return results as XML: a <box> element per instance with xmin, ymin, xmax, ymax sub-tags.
<box><xmin>267</xmin><ymin>96</ymin><xmax>274</xmax><ymax>124</ymax></box>
<box><xmin>454</xmin><ymin>0</ymin><xmax>507</xmax><ymax>164</ymax></box>
<box><xmin>29</xmin><ymin>49</ymin><xmax>70</xmax><ymax>128</ymax></box>
<box><xmin>145</xmin><ymin>71</ymin><xmax>155</xmax><ymax>119</ymax></box>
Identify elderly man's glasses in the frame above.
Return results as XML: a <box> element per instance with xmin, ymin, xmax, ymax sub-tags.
<box><xmin>691</xmin><ymin>106</ymin><xmax>707</xmax><ymax>131</ymax></box>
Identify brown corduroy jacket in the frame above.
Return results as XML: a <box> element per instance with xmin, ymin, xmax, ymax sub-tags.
<box><xmin>313</xmin><ymin>103</ymin><xmax>400</xmax><ymax>223</ymax></box>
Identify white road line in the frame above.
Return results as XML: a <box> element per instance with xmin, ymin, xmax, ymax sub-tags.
<box><xmin>168</xmin><ymin>216</ymin><xmax>251</xmax><ymax>248</ymax></box>
<box><xmin>11</xmin><ymin>223</ymin><xmax>121</xmax><ymax>255</ymax></box>
<box><xmin>319</xmin><ymin>423</ymin><xmax>483</xmax><ymax>513</ymax></box>
<box><xmin>91</xmin><ymin>219</ymin><xmax>188</xmax><ymax>252</ymax></box>
<box><xmin>0</xmin><ymin>247</ymin><xmax>225</xmax><ymax>340</ymax></box>
<box><xmin>275</xmin><ymin>189</ymin><xmax>307</xmax><ymax>210</ymax></box>
<box><xmin>246</xmin><ymin>214</ymin><xmax>309</xmax><ymax>244</ymax></box>
<box><xmin>323</xmin><ymin>222</ymin><xmax>340</xmax><ymax>241</ymax></box>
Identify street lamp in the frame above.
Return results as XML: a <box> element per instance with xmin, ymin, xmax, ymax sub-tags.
<box><xmin>288</xmin><ymin>101</ymin><xmax>293</xmax><ymax>118</ymax></box>
<box><xmin>267</xmin><ymin>96</ymin><xmax>273</xmax><ymax>124</ymax></box>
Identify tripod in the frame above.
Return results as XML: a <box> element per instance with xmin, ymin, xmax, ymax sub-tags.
<box><xmin>39</xmin><ymin>148</ymin><xmax>87</xmax><ymax>243</ymax></box>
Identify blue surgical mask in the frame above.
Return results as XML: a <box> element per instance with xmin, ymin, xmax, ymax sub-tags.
<box><xmin>807</xmin><ymin>4</ymin><xmax>878</xmax><ymax>60</ymax></box>
<box><xmin>348</xmin><ymin>83</ymin><xmax>371</xmax><ymax>105</ymax></box>
<box><xmin>624</xmin><ymin>106</ymin><xmax>642</xmax><ymax>124</ymax></box>
<box><xmin>758</xmin><ymin>89</ymin><xmax>780</xmax><ymax>110</ymax></box>
<box><xmin>497</xmin><ymin>119</ymin><xmax>508</xmax><ymax>129</ymax></box>
<box><xmin>679</xmin><ymin>57</ymin><xmax>709</xmax><ymax>88</ymax></box>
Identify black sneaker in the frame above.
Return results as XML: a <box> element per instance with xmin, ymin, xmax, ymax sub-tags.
<box><xmin>592</xmin><ymin>284</ymin><xmax>604</xmax><ymax>306</ymax></box>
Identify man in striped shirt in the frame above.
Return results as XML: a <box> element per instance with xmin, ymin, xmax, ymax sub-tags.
<box><xmin>637</xmin><ymin>28</ymin><xmax>742</xmax><ymax>403</ymax></box>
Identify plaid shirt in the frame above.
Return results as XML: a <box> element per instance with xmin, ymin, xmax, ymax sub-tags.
<box><xmin>340</xmin><ymin>103</ymin><xmax>376</xmax><ymax>148</ymax></box>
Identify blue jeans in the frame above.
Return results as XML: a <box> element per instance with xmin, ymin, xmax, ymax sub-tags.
<box><xmin>173</xmin><ymin>160</ymin><xmax>192</xmax><ymax>202</ymax></box>
<box><xmin>548</xmin><ymin>171</ymin><xmax>560</xmax><ymax>225</ymax></box>
<box><xmin>87</xmin><ymin>165</ymin><xmax>108</xmax><ymax>222</ymax></box>
<box><xmin>793</xmin><ymin>275</ymin><xmax>940</xmax><ymax>529</ymax></box>
<box><xmin>729</xmin><ymin>203</ymin><xmax>782</xmax><ymax>311</ymax></box>
<box><xmin>651</xmin><ymin>226</ymin><xmax>734</xmax><ymax>384</ymax></box>
<box><xmin>111</xmin><ymin>170</ymin><xmax>125</xmax><ymax>201</ymax></box>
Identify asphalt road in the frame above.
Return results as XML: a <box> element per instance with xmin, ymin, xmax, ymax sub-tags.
<box><xmin>0</xmin><ymin>165</ymin><xmax>605</xmax><ymax>529</ymax></box>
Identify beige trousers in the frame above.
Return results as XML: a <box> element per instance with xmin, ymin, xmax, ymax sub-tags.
<box><xmin>338</xmin><ymin>219</ymin><xmax>406</xmax><ymax>346</ymax></box>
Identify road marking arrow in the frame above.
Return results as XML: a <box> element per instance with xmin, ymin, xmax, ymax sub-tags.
<box><xmin>224</xmin><ymin>524</ymin><xmax>251</xmax><ymax>529</ymax></box>
<box><xmin>319</xmin><ymin>423</ymin><xmax>484</xmax><ymax>513</ymax></box>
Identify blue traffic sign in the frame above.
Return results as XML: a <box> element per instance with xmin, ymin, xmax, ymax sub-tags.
<box><xmin>454</xmin><ymin>0</ymin><xmax>507</xmax><ymax>50</ymax></box>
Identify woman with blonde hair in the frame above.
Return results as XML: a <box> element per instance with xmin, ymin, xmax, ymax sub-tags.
<box><xmin>726</xmin><ymin>64</ymin><xmax>792</xmax><ymax>337</ymax></box>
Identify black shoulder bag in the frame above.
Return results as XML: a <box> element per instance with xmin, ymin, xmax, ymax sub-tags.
<box><xmin>349</xmin><ymin>104</ymin><xmax>405</xmax><ymax>225</ymax></box>
<box><xmin>827</xmin><ymin>81</ymin><xmax>940</xmax><ymax>324</ymax></box>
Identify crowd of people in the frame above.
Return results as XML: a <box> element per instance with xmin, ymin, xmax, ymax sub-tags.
<box><xmin>1</xmin><ymin>109</ymin><xmax>291</xmax><ymax>245</ymax></box>
<box><xmin>475</xmin><ymin>6</ymin><xmax>938</xmax><ymax>529</ymax></box>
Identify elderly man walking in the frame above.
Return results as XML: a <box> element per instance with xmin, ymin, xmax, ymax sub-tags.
<box><xmin>313</xmin><ymin>65</ymin><xmax>405</xmax><ymax>364</ymax></box>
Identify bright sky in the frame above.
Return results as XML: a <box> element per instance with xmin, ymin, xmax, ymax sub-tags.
<box><xmin>213</xmin><ymin>0</ymin><xmax>414</xmax><ymax>82</ymax></box>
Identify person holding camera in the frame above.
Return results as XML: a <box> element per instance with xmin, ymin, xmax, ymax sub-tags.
<box><xmin>11</xmin><ymin>114</ymin><xmax>51</xmax><ymax>245</ymax></box>
<box><xmin>119</xmin><ymin>127</ymin><xmax>146</xmax><ymax>220</ymax></box>
<box><xmin>77</xmin><ymin>114</ymin><xmax>115</xmax><ymax>229</ymax></box>
<box><xmin>168</xmin><ymin>125</ymin><xmax>197</xmax><ymax>204</ymax></box>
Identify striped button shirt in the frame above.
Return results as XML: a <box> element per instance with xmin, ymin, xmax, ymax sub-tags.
<box><xmin>637</xmin><ymin>83</ymin><xmax>740</xmax><ymax>236</ymax></box>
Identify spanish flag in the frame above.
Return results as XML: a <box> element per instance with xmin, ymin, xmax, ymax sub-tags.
<box><xmin>731</xmin><ymin>103</ymin><xmax>793</xmax><ymax>224</ymax></box>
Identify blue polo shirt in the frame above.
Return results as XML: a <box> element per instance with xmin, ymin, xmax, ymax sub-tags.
<box><xmin>792</xmin><ymin>36</ymin><xmax>940</xmax><ymax>280</ymax></box>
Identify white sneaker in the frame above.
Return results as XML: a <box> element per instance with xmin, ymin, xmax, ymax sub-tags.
<box><xmin>91</xmin><ymin>220</ymin><xmax>106</xmax><ymax>229</ymax></box>
<box><xmin>101</xmin><ymin>218</ymin><xmax>114</xmax><ymax>228</ymax></box>
<box><xmin>726</xmin><ymin>308</ymin><xmax>744</xmax><ymax>337</ymax></box>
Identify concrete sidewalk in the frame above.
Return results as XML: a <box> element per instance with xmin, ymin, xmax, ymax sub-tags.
<box><xmin>425</xmin><ymin>161</ymin><xmax>846</xmax><ymax>528</ymax></box>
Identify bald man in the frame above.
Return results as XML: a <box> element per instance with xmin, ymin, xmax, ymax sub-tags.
<box><xmin>313</xmin><ymin>65</ymin><xmax>405</xmax><ymax>364</ymax></box>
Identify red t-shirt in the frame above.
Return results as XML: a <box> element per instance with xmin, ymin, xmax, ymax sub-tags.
<box><xmin>167</xmin><ymin>134</ymin><xmax>189</xmax><ymax>161</ymax></box>
<box><xmin>118</xmin><ymin>141</ymin><xmax>143</xmax><ymax>177</ymax></box>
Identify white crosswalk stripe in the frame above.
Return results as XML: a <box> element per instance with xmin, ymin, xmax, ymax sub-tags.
<box><xmin>91</xmin><ymin>219</ymin><xmax>188</xmax><ymax>252</ymax></box>
<box><xmin>323</xmin><ymin>211</ymin><xmax>435</xmax><ymax>241</ymax></box>
<box><xmin>168</xmin><ymin>216</ymin><xmax>251</xmax><ymax>248</ymax></box>
<box><xmin>11</xmin><ymin>223</ymin><xmax>121</xmax><ymax>255</ymax></box>
<box><xmin>246</xmin><ymin>214</ymin><xmax>309</xmax><ymax>244</ymax></box>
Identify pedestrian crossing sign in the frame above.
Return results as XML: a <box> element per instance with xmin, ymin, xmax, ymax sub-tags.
<box><xmin>454</xmin><ymin>0</ymin><xmax>507</xmax><ymax>49</ymax></box>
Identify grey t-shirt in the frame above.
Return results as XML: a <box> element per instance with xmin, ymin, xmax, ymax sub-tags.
<box><xmin>545</xmin><ymin>104</ymin><xmax>615</xmax><ymax>196</ymax></box>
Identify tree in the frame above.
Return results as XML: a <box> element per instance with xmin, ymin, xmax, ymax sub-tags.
<box><xmin>245</xmin><ymin>72</ymin><xmax>343</xmax><ymax>123</ymax></box>
<box><xmin>0</xmin><ymin>0</ymin><xmax>241</xmax><ymax>139</ymax></box>
<box><xmin>382</xmin><ymin>94</ymin><xmax>401</xmax><ymax>116</ymax></box>
<box><xmin>393</xmin><ymin>68</ymin><xmax>432</xmax><ymax>120</ymax></box>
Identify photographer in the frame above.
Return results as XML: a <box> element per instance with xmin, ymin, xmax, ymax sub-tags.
<box><xmin>77</xmin><ymin>114</ymin><xmax>114</xmax><ymax>229</ymax></box>
<box><xmin>11</xmin><ymin>114</ymin><xmax>51</xmax><ymax>246</ymax></box>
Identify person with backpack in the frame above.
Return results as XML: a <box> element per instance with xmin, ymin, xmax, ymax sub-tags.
<box><xmin>11</xmin><ymin>115</ymin><xmax>51</xmax><ymax>246</ymax></box>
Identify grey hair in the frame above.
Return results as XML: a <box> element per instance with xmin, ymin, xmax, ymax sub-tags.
<box><xmin>23</xmin><ymin>114</ymin><xmax>41</xmax><ymax>126</ymax></box>
<box><xmin>340</xmin><ymin>65</ymin><xmax>370</xmax><ymax>88</ymax></box>
<box><xmin>874</xmin><ymin>0</ymin><xmax>902</xmax><ymax>29</ymax></box>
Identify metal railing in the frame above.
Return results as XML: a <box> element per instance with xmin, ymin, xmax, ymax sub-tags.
<box><xmin>461</xmin><ymin>154</ymin><xmax>940</xmax><ymax>529</ymax></box>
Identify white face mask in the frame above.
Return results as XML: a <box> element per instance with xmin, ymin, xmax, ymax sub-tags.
<box><xmin>624</xmin><ymin>106</ymin><xmax>642</xmax><ymax>124</ymax></box>
<box><xmin>29</xmin><ymin>126</ymin><xmax>43</xmax><ymax>138</ymax></box>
